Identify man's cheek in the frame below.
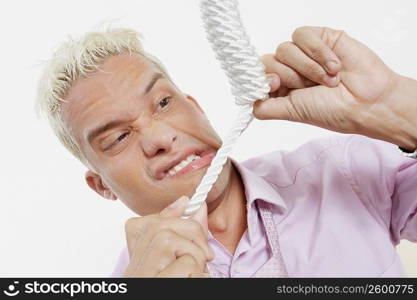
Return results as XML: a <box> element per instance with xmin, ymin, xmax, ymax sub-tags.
<box><xmin>104</xmin><ymin>161</ymin><xmax>144</xmax><ymax>196</ymax></box>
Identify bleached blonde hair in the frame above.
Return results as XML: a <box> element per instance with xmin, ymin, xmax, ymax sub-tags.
<box><xmin>36</xmin><ymin>28</ymin><xmax>171</xmax><ymax>167</ymax></box>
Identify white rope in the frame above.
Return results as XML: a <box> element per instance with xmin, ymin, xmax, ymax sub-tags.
<box><xmin>183</xmin><ymin>0</ymin><xmax>270</xmax><ymax>218</ymax></box>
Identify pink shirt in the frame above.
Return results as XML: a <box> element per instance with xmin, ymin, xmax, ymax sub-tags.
<box><xmin>111</xmin><ymin>134</ymin><xmax>417</xmax><ymax>277</ymax></box>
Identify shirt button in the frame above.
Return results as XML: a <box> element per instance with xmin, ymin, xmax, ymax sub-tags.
<box><xmin>232</xmin><ymin>264</ymin><xmax>243</xmax><ymax>274</ymax></box>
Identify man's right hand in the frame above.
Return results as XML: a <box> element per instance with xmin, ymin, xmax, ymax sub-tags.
<box><xmin>122</xmin><ymin>196</ymin><xmax>214</xmax><ymax>277</ymax></box>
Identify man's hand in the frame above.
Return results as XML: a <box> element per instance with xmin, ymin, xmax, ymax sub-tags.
<box><xmin>254</xmin><ymin>26</ymin><xmax>417</xmax><ymax>150</ymax></box>
<box><xmin>123</xmin><ymin>196</ymin><xmax>214</xmax><ymax>277</ymax></box>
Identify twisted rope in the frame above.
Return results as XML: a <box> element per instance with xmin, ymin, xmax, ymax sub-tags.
<box><xmin>183</xmin><ymin>0</ymin><xmax>269</xmax><ymax>217</ymax></box>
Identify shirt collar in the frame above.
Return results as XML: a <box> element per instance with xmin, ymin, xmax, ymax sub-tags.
<box><xmin>234</xmin><ymin>158</ymin><xmax>287</xmax><ymax>245</ymax></box>
<box><xmin>231</xmin><ymin>158</ymin><xmax>287</xmax><ymax>212</ymax></box>
<box><xmin>207</xmin><ymin>158</ymin><xmax>287</xmax><ymax>246</ymax></box>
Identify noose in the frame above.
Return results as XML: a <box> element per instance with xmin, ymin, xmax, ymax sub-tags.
<box><xmin>183</xmin><ymin>0</ymin><xmax>269</xmax><ymax>218</ymax></box>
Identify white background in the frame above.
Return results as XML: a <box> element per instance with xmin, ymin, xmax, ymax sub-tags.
<box><xmin>0</xmin><ymin>0</ymin><xmax>416</xmax><ymax>276</ymax></box>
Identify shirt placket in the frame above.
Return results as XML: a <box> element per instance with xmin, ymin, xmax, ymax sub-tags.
<box><xmin>253</xmin><ymin>201</ymin><xmax>288</xmax><ymax>278</ymax></box>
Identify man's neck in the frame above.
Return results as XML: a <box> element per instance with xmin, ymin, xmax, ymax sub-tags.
<box><xmin>207</xmin><ymin>163</ymin><xmax>247</xmax><ymax>254</ymax></box>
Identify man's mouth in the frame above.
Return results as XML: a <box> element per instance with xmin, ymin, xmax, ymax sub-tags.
<box><xmin>160</xmin><ymin>150</ymin><xmax>216</xmax><ymax>179</ymax></box>
<box><xmin>167</xmin><ymin>153</ymin><xmax>201</xmax><ymax>176</ymax></box>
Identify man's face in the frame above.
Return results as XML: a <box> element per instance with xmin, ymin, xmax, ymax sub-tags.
<box><xmin>62</xmin><ymin>53</ymin><xmax>231</xmax><ymax>215</ymax></box>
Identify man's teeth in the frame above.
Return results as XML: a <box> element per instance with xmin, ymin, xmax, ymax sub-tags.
<box><xmin>168</xmin><ymin>154</ymin><xmax>201</xmax><ymax>176</ymax></box>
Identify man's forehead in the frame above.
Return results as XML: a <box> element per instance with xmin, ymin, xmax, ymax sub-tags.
<box><xmin>83</xmin><ymin>53</ymin><xmax>157</xmax><ymax>91</ymax></box>
<box><xmin>98</xmin><ymin>53</ymin><xmax>154</xmax><ymax>79</ymax></box>
<box><xmin>64</xmin><ymin>53</ymin><xmax>158</xmax><ymax>104</ymax></box>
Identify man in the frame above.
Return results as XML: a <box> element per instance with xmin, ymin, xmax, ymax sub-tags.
<box><xmin>37</xmin><ymin>26</ymin><xmax>417</xmax><ymax>277</ymax></box>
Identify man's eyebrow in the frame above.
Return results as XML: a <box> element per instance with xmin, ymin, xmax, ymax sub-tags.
<box><xmin>87</xmin><ymin>73</ymin><xmax>164</xmax><ymax>144</ymax></box>
<box><xmin>144</xmin><ymin>72</ymin><xmax>164</xmax><ymax>95</ymax></box>
<box><xmin>87</xmin><ymin>119</ymin><xmax>131</xmax><ymax>144</ymax></box>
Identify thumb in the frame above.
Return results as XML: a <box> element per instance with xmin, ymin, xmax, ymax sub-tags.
<box><xmin>190</xmin><ymin>201</ymin><xmax>208</xmax><ymax>236</ymax></box>
<box><xmin>253</xmin><ymin>94</ymin><xmax>300</xmax><ymax>121</ymax></box>
<box><xmin>254</xmin><ymin>85</ymin><xmax>334</xmax><ymax>125</ymax></box>
<box><xmin>159</xmin><ymin>195</ymin><xmax>190</xmax><ymax>218</ymax></box>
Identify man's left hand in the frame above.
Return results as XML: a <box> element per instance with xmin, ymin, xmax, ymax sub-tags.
<box><xmin>254</xmin><ymin>26</ymin><xmax>417</xmax><ymax>150</ymax></box>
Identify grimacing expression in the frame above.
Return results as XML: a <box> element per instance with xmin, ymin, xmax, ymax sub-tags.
<box><xmin>62</xmin><ymin>53</ymin><xmax>233</xmax><ymax>215</ymax></box>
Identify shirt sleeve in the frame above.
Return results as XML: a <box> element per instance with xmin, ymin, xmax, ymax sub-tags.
<box><xmin>344</xmin><ymin>135</ymin><xmax>417</xmax><ymax>245</ymax></box>
<box><xmin>110</xmin><ymin>247</ymin><xmax>129</xmax><ymax>277</ymax></box>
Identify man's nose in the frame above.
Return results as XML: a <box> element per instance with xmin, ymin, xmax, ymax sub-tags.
<box><xmin>141</xmin><ymin>121</ymin><xmax>177</xmax><ymax>157</ymax></box>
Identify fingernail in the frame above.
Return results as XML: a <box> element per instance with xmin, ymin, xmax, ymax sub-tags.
<box><xmin>267</xmin><ymin>74</ymin><xmax>278</xmax><ymax>88</ymax></box>
<box><xmin>169</xmin><ymin>196</ymin><xmax>188</xmax><ymax>208</ymax></box>
<box><xmin>325</xmin><ymin>60</ymin><xmax>339</xmax><ymax>74</ymax></box>
<box><xmin>324</xmin><ymin>74</ymin><xmax>338</xmax><ymax>86</ymax></box>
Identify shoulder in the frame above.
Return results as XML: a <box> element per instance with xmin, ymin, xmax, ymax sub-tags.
<box><xmin>240</xmin><ymin>134</ymin><xmax>354</xmax><ymax>186</ymax></box>
<box><xmin>241</xmin><ymin>134</ymin><xmax>399</xmax><ymax>171</ymax></box>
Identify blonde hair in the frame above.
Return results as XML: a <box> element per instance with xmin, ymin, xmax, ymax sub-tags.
<box><xmin>36</xmin><ymin>28</ymin><xmax>170</xmax><ymax>167</ymax></box>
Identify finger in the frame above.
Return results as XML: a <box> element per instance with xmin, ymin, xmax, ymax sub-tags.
<box><xmin>189</xmin><ymin>201</ymin><xmax>215</xmax><ymax>261</ymax></box>
<box><xmin>261</xmin><ymin>54</ymin><xmax>315</xmax><ymax>89</ymax></box>
<box><xmin>292</xmin><ymin>26</ymin><xmax>342</xmax><ymax>75</ymax></box>
<box><xmin>159</xmin><ymin>195</ymin><xmax>189</xmax><ymax>218</ymax></box>
<box><xmin>190</xmin><ymin>200</ymin><xmax>208</xmax><ymax>235</ymax></box>
<box><xmin>157</xmin><ymin>254</ymin><xmax>204</xmax><ymax>278</ymax></box>
<box><xmin>125</xmin><ymin>217</ymin><xmax>147</xmax><ymax>257</ymax></box>
<box><xmin>140</xmin><ymin>231</ymin><xmax>207</xmax><ymax>276</ymax></box>
<box><xmin>275</xmin><ymin>41</ymin><xmax>339</xmax><ymax>87</ymax></box>
<box><xmin>254</xmin><ymin>84</ymin><xmax>334</xmax><ymax>122</ymax></box>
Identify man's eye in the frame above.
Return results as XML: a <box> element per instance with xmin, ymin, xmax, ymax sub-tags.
<box><xmin>115</xmin><ymin>132</ymin><xmax>129</xmax><ymax>144</ymax></box>
<box><xmin>105</xmin><ymin>132</ymin><xmax>129</xmax><ymax>151</ymax></box>
<box><xmin>158</xmin><ymin>97</ymin><xmax>170</xmax><ymax>109</ymax></box>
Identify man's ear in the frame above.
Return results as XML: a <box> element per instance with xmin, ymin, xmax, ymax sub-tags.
<box><xmin>185</xmin><ymin>94</ymin><xmax>205</xmax><ymax>115</ymax></box>
<box><xmin>85</xmin><ymin>170</ymin><xmax>118</xmax><ymax>201</ymax></box>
